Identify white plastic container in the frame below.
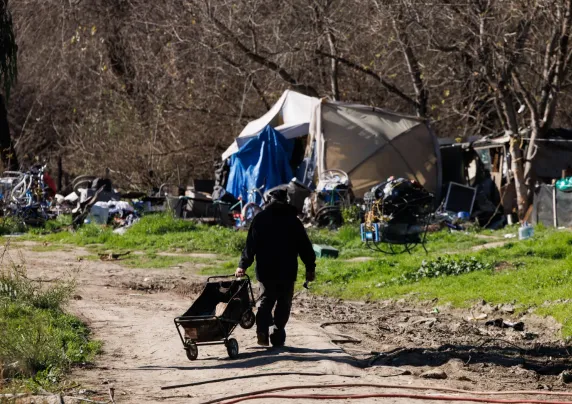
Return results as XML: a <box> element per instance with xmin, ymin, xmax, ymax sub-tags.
<box><xmin>518</xmin><ymin>222</ymin><xmax>534</xmax><ymax>240</ymax></box>
<box><xmin>89</xmin><ymin>204</ymin><xmax>110</xmax><ymax>225</ymax></box>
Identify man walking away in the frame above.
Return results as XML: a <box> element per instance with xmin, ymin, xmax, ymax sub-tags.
<box><xmin>235</xmin><ymin>189</ymin><xmax>316</xmax><ymax>347</ymax></box>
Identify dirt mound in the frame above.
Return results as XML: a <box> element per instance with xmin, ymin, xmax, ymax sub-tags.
<box><xmin>294</xmin><ymin>294</ymin><xmax>572</xmax><ymax>390</ymax></box>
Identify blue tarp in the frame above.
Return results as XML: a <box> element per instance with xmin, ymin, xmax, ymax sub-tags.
<box><xmin>226</xmin><ymin>125</ymin><xmax>294</xmax><ymax>205</ymax></box>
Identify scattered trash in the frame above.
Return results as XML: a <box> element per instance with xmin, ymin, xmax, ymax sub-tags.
<box><xmin>560</xmin><ymin>370</ymin><xmax>572</xmax><ymax>384</ymax></box>
<box><xmin>518</xmin><ymin>222</ymin><xmax>534</xmax><ymax>240</ymax></box>
<box><xmin>411</xmin><ymin>317</ymin><xmax>437</xmax><ymax>327</ymax></box>
<box><xmin>485</xmin><ymin>318</ymin><xmax>525</xmax><ymax>331</ymax></box>
<box><xmin>467</xmin><ymin>313</ymin><xmax>488</xmax><ymax>321</ymax></box>
<box><xmin>99</xmin><ymin>252</ymin><xmax>131</xmax><ymax>261</ymax></box>
<box><xmin>500</xmin><ymin>304</ymin><xmax>515</xmax><ymax>314</ymax></box>
<box><xmin>504</xmin><ymin>233</ymin><xmax>516</xmax><ymax>239</ymax></box>
<box><xmin>361</xmin><ymin>177</ymin><xmax>434</xmax><ymax>254</ymax></box>
<box><xmin>556</xmin><ymin>177</ymin><xmax>572</xmax><ymax>192</ymax></box>
<box><xmin>312</xmin><ymin>244</ymin><xmax>339</xmax><ymax>259</ymax></box>
<box><xmin>308</xmin><ymin>170</ymin><xmax>353</xmax><ymax>228</ymax></box>
<box><xmin>457</xmin><ymin>211</ymin><xmax>470</xmax><ymax>221</ymax></box>
<box><xmin>420</xmin><ymin>369</ymin><xmax>448</xmax><ymax>380</ymax></box>
<box><xmin>113</xmin><ymin>227</ymin><xmax>128</xmax><ymax>235</ymax></box>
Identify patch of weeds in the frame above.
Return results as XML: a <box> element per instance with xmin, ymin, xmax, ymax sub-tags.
<box><xmin>341</xmin><ymin>205</ymin><xmax>361</xmax><ymax>224</ymax></box>
<box><xmin>28</xmin><ymin>215</ymin><xmax>73</xmax><ymax>236</ymax></box>
<box><xmin>0</xmin><ymin>216</ymin><xmax>26</xmax><ymax>235</ymax></box>
<box><xmin>402</xmin><ymin>256</ymin><xmax>492</xmax><ymax>283</ymax></box>
<box><xmin>0</xmin><ymin>259</ymin><xmax>100</xmax><ymax>392</ymax></box>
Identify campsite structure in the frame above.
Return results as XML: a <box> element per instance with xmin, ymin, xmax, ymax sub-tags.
<box><xmin>221</xmin><ymin>90</ymin><xmax>442</xmax><ymax>201</ymax></box>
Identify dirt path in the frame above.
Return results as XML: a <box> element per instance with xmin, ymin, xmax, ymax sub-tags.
<box><xmin>11</xmin><ymin>242</ymin><xmax>572</xmax><ymax>403</ymax></box>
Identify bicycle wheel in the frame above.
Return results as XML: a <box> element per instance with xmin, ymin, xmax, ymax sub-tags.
<box><xmin>242</xmin><ymin>202</ymin><xmax>262</xmax><ymax>225</ymax></box>
<box><xmin>72</xmin><ymin>175</ymin><xmax>97</xmax><ymax>193</ymax></box>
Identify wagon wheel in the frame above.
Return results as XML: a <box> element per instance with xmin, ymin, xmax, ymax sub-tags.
<box><xmin>226</xmin><ymin>338</ymin><xmax>239</xmax><ymax>359</ymax></box>
<box><xmin>184</xmin><ymin>341</ymin><xmax>198</xmax><ymax>361</ymax></box>
<box><xmin>240</xmin><ymin>310</ymin><xmax>255</xmax><ymax>329</ymax></box>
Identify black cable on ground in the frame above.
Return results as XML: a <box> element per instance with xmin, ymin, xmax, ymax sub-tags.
<box><xmin>160</xmin><ymin>372</ymin><xmax>360</xmax><ymax>390</ymax></box>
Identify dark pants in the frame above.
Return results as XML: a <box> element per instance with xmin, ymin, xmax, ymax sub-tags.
<box><xmin>256</xmin><ymin>281</ymin><xmax>295</xmax><ymax>336</ymax></box>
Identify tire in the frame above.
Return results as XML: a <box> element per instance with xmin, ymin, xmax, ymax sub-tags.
<box><xmin>315</xmin><ymin>206</ymin><xmax>343</xmax><ymax>228</ymax></box>
<box><xmin>72</xmin><ymin>175</ymin><xmax>97</xmax><ymax>193</ymax></box>
<box><xmin>226</xmin><ymin>338</ymin><xmax>239</xmax><ymax>359</ymax></box>
<box><xmin>239</xmin><ymin>310</ymin><xmax>255</xmax><ymax>329</ymax></box>
<box><xmin>185</xmin><ymin>342</ymin><xmax>198</xmax><ymax>361</ymax></box>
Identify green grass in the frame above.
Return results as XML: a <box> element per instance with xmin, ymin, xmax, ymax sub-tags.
<box><xmin>25</xmin><ymin>214</ymin><xmax>247</xmax><ymax>256</ymax></box>
<box><xmin>306</xmin><ymin>225</ymin><xmax>494</xmax><ymax>258</ymax></box>
<box><xmin>117</xmin><ymin>253</ymin><xmax>223</xmax><ymax>269</ymax></box>
<box><xmin>0</xmin><ymin>263</ymin><xmax>100</xmax><ymax>392</ymax></box>
<box><xmin>20</xmin><ymin>214</ymin><xmax>572</xmax><ymax>337</ymax></box>
<box><xmin>297</xmin><ymin>226</ymin><xmax>572</xmax><ymax>336</ymax></box>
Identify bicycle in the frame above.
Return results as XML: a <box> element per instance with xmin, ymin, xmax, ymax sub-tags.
<box><xmin>4</xmin><ymin>165</ymin><xmax>53</xmax><ymax>226</ymax></box>
<box><xmin>314</xmin><ymin>170</ymin><xmax>352</xmax><ymax>227</ymax></box>
<box><xmin>230</xmin><ymin>184</ymin><xmax>266</xmax><ymax>228</ymax></box>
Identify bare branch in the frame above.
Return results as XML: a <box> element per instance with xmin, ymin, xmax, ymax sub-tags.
<box><xmin>315</xmin><ymin>49</ymin><xmax>419</xmax><ymax>110</ymax></box>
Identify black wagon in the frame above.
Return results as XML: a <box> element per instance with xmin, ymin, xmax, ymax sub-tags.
<box><xmin>174</xmin><ymin>275</ymin><xmax>256</xmax><ymax>360</ymax></box>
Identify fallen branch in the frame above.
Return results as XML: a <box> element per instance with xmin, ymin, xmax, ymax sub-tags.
<box><xmin>320</xmin><ymin>321</ymin><xmax>367</xmax><ymax>328</ymax></box>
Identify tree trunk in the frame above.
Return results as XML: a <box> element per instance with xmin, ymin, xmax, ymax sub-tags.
<box><xmin>326</xmin><ymin>30</ymin><xmax>340</xmax><ymax>101</ymax></box>
<box><xmin>509</xmin><ymin>138</ymin><xmax>528</xmax><ymax>220</ymax></box>
<box><xmin>499</xmin><ymin>86</ymin><xmax>528</xmax><ymax>220</ymax></box>
<box><xmin>523</xmin><ymin>124</ymin><xmax>542</xmax><ymax>209</ymax></box>
<box><xmin>0</xmin><ymin>94</ymin><xmax>18</xmax><ymax>171</ymax></box>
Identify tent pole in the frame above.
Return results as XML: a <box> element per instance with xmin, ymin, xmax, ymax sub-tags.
<box><xmin>553</xmin><ymin>184</ymin><xmax>558</xmax><ymax>228</ymax></box>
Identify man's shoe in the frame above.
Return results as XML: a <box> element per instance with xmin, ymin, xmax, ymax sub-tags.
<box><xmin>257</xmin><ymin>333</ymin><xmax>269</xmax><ymax>346</ymax></box>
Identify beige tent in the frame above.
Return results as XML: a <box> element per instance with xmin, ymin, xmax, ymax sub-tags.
<box><xmin>309</xmin><ymin>101</ymin><xmax>441</xmax><ymax>198</ymax></box>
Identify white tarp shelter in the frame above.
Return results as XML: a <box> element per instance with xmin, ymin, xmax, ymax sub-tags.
<box><xmin>222</xmin><ymin>90</ymin><xmax>442</xmax><ymax>198</ymax></box>
<box><xmin>221</xmin><ymin>90</ymin><xmax>319</xmax><ymax>160</ymax></box>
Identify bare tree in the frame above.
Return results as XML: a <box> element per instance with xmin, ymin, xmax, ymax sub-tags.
<box><xmin>429</xmin><ymin>0</ymin><xmax>572</xmax><ymax>218</ymax></box>
<box><xmin>0</xmin><ymin>0</ymin><xmax>17</xmax><ymax>170</ymax></box>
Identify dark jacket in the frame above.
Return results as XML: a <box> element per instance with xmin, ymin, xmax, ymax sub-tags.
<box><xmin>238</xmin><ymin>201</ymin><xmax>316</xmax><ymax>282</ymax></box>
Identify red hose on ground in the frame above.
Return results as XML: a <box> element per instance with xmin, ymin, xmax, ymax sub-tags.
<box><xmin>222</xmin><ymin>393</ymin><xmax>572</xmax><ymax>404</ymax></box>
<box><xmin>199</xmin><ymin>384</ymin><xmax>572</xmax><ymax>404</ymax></box>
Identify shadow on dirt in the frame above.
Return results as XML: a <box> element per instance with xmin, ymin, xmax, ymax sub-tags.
<box><xmin>137</xmin><ymin>346</ymin><xmax>361</xmax><ymax>371</ymax></box>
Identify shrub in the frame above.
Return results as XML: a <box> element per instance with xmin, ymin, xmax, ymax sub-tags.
<box><xmin>0</xmin><ymin>259</ymin><xmax>99</xmax><ymax>388</ymax></box>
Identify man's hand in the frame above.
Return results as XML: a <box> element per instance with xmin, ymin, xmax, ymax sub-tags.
<box><xmin>235</xmin><ymin>267</ymin><xmax>246</xmax><ymax>277</ymax></box>
<box><xmin>306</xmin><ymin>271</ymin><xmax>315</xmax><ymax>282</ymax></box>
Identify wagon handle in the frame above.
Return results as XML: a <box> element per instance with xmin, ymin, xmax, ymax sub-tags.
<box><xmin>207</xmin><ymin>274</ymin><xmax>250</xmax><ymax>282</ymax></box>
